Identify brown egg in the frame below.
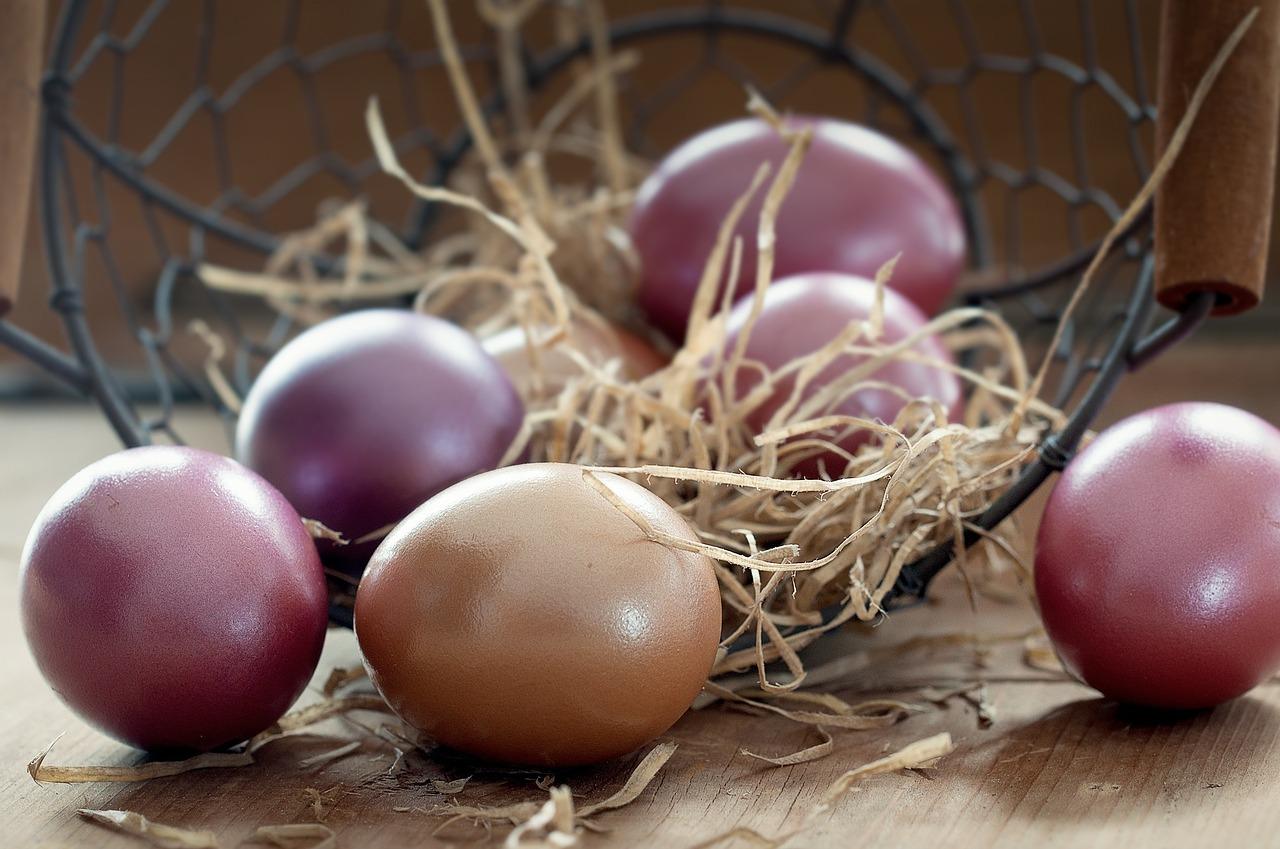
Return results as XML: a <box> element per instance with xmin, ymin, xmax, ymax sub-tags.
<box><xmin>355</xmin><ymin>463</ymin><xmax>720</xmax><ymax>766</ymax></box>
<box><xmin>482</xmin><ymin>317</ymin><xmax>668</xmax><ymax>399</ymax></box>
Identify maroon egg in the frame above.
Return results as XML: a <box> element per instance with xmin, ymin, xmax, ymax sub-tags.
<box><xmin>1036</xmin><ymin>403</ymin><xmax>1280</xmax><ymax>709</ymax></box>
<box><xmin>631</xmin><ymin>117</ymin><xmax>966</xmax><ymax>340</ymax></box>
<box><xmin>235</xmin><ymin>310</ymin><xmax>525</xmax><ymax>570</ymax></box>
<box><xmin>716</xmin><ymin>272</ymin><xmax>962</xmax><ymax>477</ymax></box>
<box><xmin>19</xmin><ymin>446</ymin><xmax>329</xmax><ymax>751</ymax></box>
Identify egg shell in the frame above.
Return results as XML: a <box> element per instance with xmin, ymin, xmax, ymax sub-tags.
<box><xmin>631</xmin><ymin>116</ymin><xmax>966</xmax><ymax>340</ymax></box>
<box><xmin>718</xmin><ymin>272</ymin><xmax>962</xmax><ymax>477</ymax></box>
<box><xmin>355</xmin><ymin>462</ymin><xmax>721</xmax><ymax>766</ymax></box>
<box><xmin>236</xmin><ymin>309</ymin><xmax>524</xmax><ymax>570</ymax></box>
<box><xmin>19</xmin><ymin>446</ymin><xmax>329</xmax><ymax>751</ymax></box>
<box><xmin>1035</xmin><ymin>402</ymin><xmax>1280</xmax><ymax>709</ymax></box>
<box><xmin>482</xmin><ymin>317</ymin><xmax>667</xmax><ymax>399</ymax></box>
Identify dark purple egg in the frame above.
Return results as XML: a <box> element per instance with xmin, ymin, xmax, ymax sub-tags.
<box><xmin>631</xmin><ymin>117</ymin><xmax>966</xmax><ymax>340</ymax></box>
<box><xmin>1036</xmin><ymin>403</ymin><xmax>1280</xmax><ymax>709</ymax></box>
<box><xmin>235</xmin><ymin>310</ymin><xmax>525</xmax><ymax>569</ymax></box>
<box><xmin>19</xmin><ymin>446</ymin><xmax>329</xmax><ymax>751</ymax></box>
<box><xmin>717</xmin><ymin>272</ymin><xmax>962</xmax><ymax>477</ymax></box>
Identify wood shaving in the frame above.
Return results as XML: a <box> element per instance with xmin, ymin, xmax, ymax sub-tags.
<box><xmin>505</xmin><ymin>786</ymin><xmax>579</xmax><ymax>848</ymax></box>
<box><xmin>431</xmin><ymin>776</ymin><xmax>471</xmax><ymax>794</ymax></box>
<box><xmin>297</xmin><ymin>741</ymin><xmax>362</xmax><ymax>770</ymax></box>
<box><xmin>477</xmin><ymin>0</ymin><xmax>541</xmax><ymax>143</ymax></box>
<box><xmin>1022</xmin><ymin>632</ymin><xmax>1068</xmax><ymax>676</ymax></box>
<box><xmin>434</xmin><ymin>742</ymin><xmax>676</xmax><ymax>836</ymax></box>
<box><xmin>28</xmin><ymin>693</ymin><xmax>388</xmax><ymax>786</ymax></box>
<box><xmin>301</xmin><ymin>788</ymin><xmax>337</xmax><ymax>822</ymax></box>
<box><xmin>687</xmin><ymin>827</ymin><xmax>793</xmax><ymax>849</ymax></box>
<box><xmin>321</xmin><ymin>664</ymin><xmax>368</xmax><ymax>697</ymax></box>
<box><xmin>436</xmin><ymin>801</ymin><xmax>542</xmax><ymax>831</ymax></box>
<box><xmin>966</xmin><ymin>684</ymin><xmax>996</xmax><ymax>729</ymax></box>
<box><xmin>706</xmin><ymin>682</ymin><xmax>920</xmax><ymax>732</ymax></box>
<box><xmin>261</xmin><ymin>695</ymin><xmax>394</xmax><ymax>738</ymax></box>
<box><xmin>693</xmin><ymin>734</ymin><xmax>953</xmax><ymax>849</ymax></box>
<box><xmin>577</xmin><ymin>741</ymin><xmax>677</xmax><ymax>816</ymax></box>
<box><xmin>249</xmin><ymin>823</ymin><xmax>337</xmax><ymax>849</ymax></box>
<box><xmin>30</xmin><ymin>738</ymin><xmax>252</xmax><ymax>785</ymax></box>
<box><xmin>583</xmin><ymin>0</ymin><xmax>628</xmax><ymax>195</ymax></box>
<box><xmin>815</xmin><ymin>733</ymin><xmax>955</xmax><ymax>812</ymax></box>
<box><xmin>187</xmin><ymin>319</ymin><xmax>242</xmax><ymax>414</ymax></box>
<box><xmin>921</xmin><ymin>682</ymin><xmax>996</xmax><ymax>729</ymax></box>
<box><xmin>301</xmin><ymin>518</ymin><xmax>348</xmax><ymax>546</ymax></box>
<box><xmin>741</xmin><ymin>727</ymin><xmax>834</xmax><ymax>766</ymax></box>
<box><xmin>77</xmin><ymin>809</ymin><xmax>218</xmax><ymax>849</ymax></box>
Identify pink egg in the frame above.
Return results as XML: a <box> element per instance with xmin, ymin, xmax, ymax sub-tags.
<box><xmin>1036</xmin><ymin>403</ymin><xmax>1280</xmax><ymax>709</ymax></box>
<box><xmin>631</xmin><ymin>117</ymin><xmax>966</xmax><ymax>340</ymax></box>
<box><xmin>236</xmin><ymin>309</ymin><xmax>524</xmax><ymax>570</ymax></box>
<box><xmin>716</xmin><ymin>272</ymin><xmax>962</xmax><ymax>477</ymax></box>
<box><xmin>20</xmin><ymin>446</ymin><xmax>329</xmax><ymax>751</ymax></box>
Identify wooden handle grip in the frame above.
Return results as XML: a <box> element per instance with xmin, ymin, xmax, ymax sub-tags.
<box><xmin>0</xmin><ymin>0</ymin><xmax>46</xmax><ymax>317</ymax></box>
<box><xmin>1155</xmin><ymin>0</ymin><xmax>1280</xmax><ymax>315</ymax></box>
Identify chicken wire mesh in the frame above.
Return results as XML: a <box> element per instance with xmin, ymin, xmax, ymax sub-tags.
<box><xmin>1</xmin><ymin>0</ymin><xmax>1212</xmax><ymax>614</ymax></box>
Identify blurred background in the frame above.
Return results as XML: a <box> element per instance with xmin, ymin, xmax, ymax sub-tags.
<box><xmin>1</xmin><ymin>0</ymin><xmax>1276</xmax><ymax>427</ymax></box>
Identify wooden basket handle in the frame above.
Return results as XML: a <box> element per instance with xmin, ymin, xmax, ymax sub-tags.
<box><xmin>1155</xmin><ymin>0</ymin><xmax>1280</xmax><ymax>315</ymax></box>
<box><xmin>0</xmin><ymin>1</ymin><xmax>45</xmax><ymax>317</ymax></box>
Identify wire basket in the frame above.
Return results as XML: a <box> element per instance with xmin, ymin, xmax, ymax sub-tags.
<box><xmin>1</xmin><ymin>0</ymin><xmax>1224</xmax><ymax>622</ymax></box>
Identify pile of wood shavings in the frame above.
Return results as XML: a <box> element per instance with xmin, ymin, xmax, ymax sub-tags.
<box><xmin>30</xmin><ymin>618</ymin><xmax>1084</xmax><ymax>846</ymax></box>
<box><xmin>31</xmin><ymin>666</ymin><xmax>961</xmax><ymax>849</ymax></box>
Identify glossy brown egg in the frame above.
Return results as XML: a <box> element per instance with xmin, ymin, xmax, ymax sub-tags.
<box><xmin>482</xmin><ymin>318</ymin><xmax>668</xmax><ymax>399</ymax></box>
<box><xmin>355</xmin><ymin>463</ymin><xmax>721</xmax><ymax>766</ymax></box>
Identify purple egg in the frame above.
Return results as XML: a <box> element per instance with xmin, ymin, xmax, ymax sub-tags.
<box><xmin>716</xmin><ymin>272</ymin><xmax>962</xmax><ymax>478</ymax></box>
<box><xmin>1037</xmin><ymin>403</ymin><xmax>1280</xmax><ymax>709</ymax></box>
<box><xmin>235</xmin><ymin>310</ymin><xmax>524</xmax><ymax>569</ymax></box>
<box><xmin>631</xmin><ymin>117</ymin><xmax>966</xmax><ymax>340</ymax></box>
<box><xmin>19</xmin><ymin>446</ymin><xmax>329</xmax><ymax>751</ymax></box>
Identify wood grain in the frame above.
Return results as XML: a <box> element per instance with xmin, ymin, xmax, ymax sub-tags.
<box><xmin>2</xmin><ymin>341</ymin><xmax>1279</xmax><ymax>849</ymax></box>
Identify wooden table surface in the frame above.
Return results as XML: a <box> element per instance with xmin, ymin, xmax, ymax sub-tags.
<box><xmin>2</xmin><ymin>339</ymin><xmax>1279</xmax><ymax>849</ymax></box>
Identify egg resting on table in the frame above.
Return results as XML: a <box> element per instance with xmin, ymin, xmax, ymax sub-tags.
<box><xmin>355</xmin><ymin>462</ymin><xmax>722</xmax><ymax>766</ymax></box>
<box><xmin>19</xmin><ymin>446</ymin><xmax>329</xmax><ymax>751</ymax></box>
<box><xmin>1036</xmin><ymin>402</ymin><xmax>1280</xmax><ymax>709</ymax></box>
<box><xmin>235</xmin><ymin>309</ymin><xmax>524</xmax><ymax>571</ymax></box>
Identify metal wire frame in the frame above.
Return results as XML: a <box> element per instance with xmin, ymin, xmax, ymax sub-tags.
<box><xmin>0</xmin><ymin>0</ymin><xmax>1210</xmax><ymax>621</ymax></box>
